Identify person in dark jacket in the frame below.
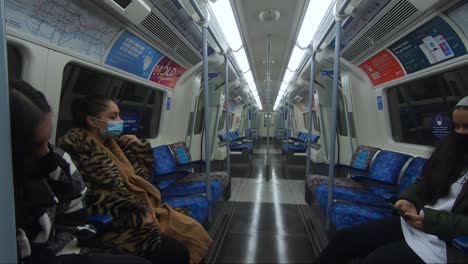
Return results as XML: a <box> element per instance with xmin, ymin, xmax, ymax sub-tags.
<box><xmin>10</xmin><ymin>80</ymin><xmax>151</xmax><ymax>264</ymax></box>
<box><xmin>314</xmin><ymin>96</ymin><xmax>468</xmax><ymax>264</ymax></box>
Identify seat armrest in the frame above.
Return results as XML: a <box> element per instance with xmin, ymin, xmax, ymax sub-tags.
<box><xmin>453</xmin><ymin>236</ymin><xmax>468</xmax><ymax>254</ymax></box>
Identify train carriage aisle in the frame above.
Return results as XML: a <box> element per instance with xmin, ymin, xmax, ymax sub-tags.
<box><xmin>205</xmin><ymin>140</ymin><xmax>329</xmax><ymax>263</ymax></box>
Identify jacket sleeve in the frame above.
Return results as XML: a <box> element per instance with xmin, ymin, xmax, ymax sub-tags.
<box><xmin>72</xmin><ymin>152</ymin><xmax>150</xmax><ymax>229</ymax></box>
<box><xmin>423</xmin><ymin>208</ymin><xmax>468</xmax><ymax>240</ymax></box>
<box><xmin>121</xmin><ymin>140</ymin><xmax>154</xmax><ymax>182</ymax></box>
<box><xmin>398</xmin><ymin>176</ymin><xmax>428</xmax><ymax>211</ymax></box>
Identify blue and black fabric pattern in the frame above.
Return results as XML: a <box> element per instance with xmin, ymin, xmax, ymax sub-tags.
<box><xmin>152</xmin><ymin>145</ymin><xmax>177</xmax><ymax>176</ymax></box>
<box><xmin>329</xmin><ymin>202</ymin><xmax>392</xmax><ymax>230</ymax></box>
<box><xmin>398</xmin><ymin>157</ymin><xmax>427</xmax><ymax>193</ymax></box>
<box><xmin>314</xmin><ymin>185</ymin><xmax>389</xmax><ymax>209</ymax></box>
<box><xmin>367</xmin><ymin>150</ymin><xmax>412</xmax><ymax>185</ymax></box>
<box><xmin>168</xmin><ymin>142</ymin><xmax>192</xmax><ymax>165</ymax></box>
<box><xmin>161</xmin><ymin>180</ymin><xmax>223</xmax><ymax>203</ymax></box>
<box><xmin>162</xmin><ymin>196</ymin><xmax>209</xmax><ymax>223</ymax></box>
<box><xmin>350</xmin><ymin>145</ymin><xmax>381</xmax><ymax>170</ymax></box>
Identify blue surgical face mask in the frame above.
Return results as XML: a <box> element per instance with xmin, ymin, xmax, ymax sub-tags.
<box><xmin>94</xmin><ymin>117</ymin><xmax>123</xmax><ymax>138</ymax></box>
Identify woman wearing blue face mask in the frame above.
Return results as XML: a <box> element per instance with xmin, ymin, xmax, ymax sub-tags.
<box><xmin>10</xmin><ymin>81</ymin><xmax>152</xmax><ymax>264</ymax></box>
<box><xmin>314</xmin><ymin>96</ymin><xmax>468</xmax><ymax>264</ymax></box>
<box><xmin>59</xmin><ymin>95</ymin><xmax>212</xmax><ymax>264</ymax></box>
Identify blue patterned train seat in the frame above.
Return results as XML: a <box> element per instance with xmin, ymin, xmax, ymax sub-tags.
<box><xmin>168</xmin><ymin>141</ymin><xmax>231</xmax><ymax>190</ymax></box>
<box><xmin>314</xmin><ymin>185</ymin><xmax>389</xmax><ymax>210</ymax></box>
<box><xmin>364</xmin><ymin>150</ymin><xmax>412</xmax><ymax>185</ymax></box>
<box><xmin>162</xmin><ymin>196</ymin><xmax>209</xmax><ymax>223</ymax></box>
<box><xmin>161</xmin><ymin>180</ymin><xmax>223</xmax><ymax>203</ymax></box>
<box><xmin>329</xmin><ymin>202</ymin><xmax>392</xmax><ymax>230</ymax></box>
<box><xmin>151</xmin><ymin>144</ymin><xmax>224</xmax><ymax>203</ymax></box>
<box><xmin>315</xmin><ymin>157</ymin><xmax>427</xmax><ymax>209</ymax></box>
<box><xmin>218</xmin><ymin>131</ymin><xmax>253</xmax><ymax>152</ymax></box>
<box><xmin>323</xmin><ymin>157</ymin><xmax>427</xmax><ymax>229</ymax></box>
<box><xmin>306</xmin><ymin>145</ymin><xmax>381</xmax><ymax>195</ymax></box>
<box><xmin>282</xmin><ymin>132</ymin><xmax>319</xmax><ymax>154</ymax></box>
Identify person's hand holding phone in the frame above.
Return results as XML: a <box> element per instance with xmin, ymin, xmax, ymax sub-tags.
<box><xmin>394</xmin><ymin>199</ymin><xmax>424</xmax><ymax>229</ymax></box>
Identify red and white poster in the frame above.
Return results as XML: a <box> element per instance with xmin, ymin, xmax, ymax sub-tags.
<box><xmin>150</xmin><ymin>57</ymin><xmax>186</xmax><ymax>89</ymax></box>
<box><xmin>359</xmin><ymin>49</ymin><xmax>406</xmax><ymax>87</ymax></box>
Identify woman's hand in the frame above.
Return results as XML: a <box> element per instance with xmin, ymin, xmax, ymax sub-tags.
<box><xmin>395</xmin><ymin>199</ymin><xmax>417</xmax><ymax>215</ymax></box>
<box><xmin>396</xmin><ymin>199</ymin><xmax>424</xmax><ymax>229</ymax></box>
<box><xmin>404</xmin><ymin>211</ymin><xmax>424</xmax><ymax>229</ymax></box>
<box><xmin>142</xmin><ymin>212</ymin><xmax>154</xmax><ymax>225</ymax></box>
<box><xmin>119</xmin><ymin>135</ymin><xmax>144</xmax><ymax>148</ymax></box>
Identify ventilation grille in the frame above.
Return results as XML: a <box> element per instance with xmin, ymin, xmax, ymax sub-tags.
<box><xmin>141</xmin><ymin>12</ymin><xmax>201</xmax><ymax>65</ymax></box>
<box><xmin>342</xmin><ymin>0</ymin><xmax>418</xmax><ymax>62</ymax></box>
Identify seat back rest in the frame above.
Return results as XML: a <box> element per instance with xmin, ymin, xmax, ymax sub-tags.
<box><xmin>368</xmin><ymin>150</ymin><xmax>412</xmax><ymax>185</ymax></box>
<box><xmin>398</xmin><ymin>157</ymin><xmax>427</xmax><ymax>193</ymax></box>
<box><xmin>169</xmin><ymin>142</ymin><xmax>192</xmax><ymax>165</ymax></box>
<box><xmin>152</xmin><ymin>145</ymin><xmax>177</xmax><ymax>176</ymax></box>
<box><xmin>350</xmin><ymin>145</ymin><xmax>381</xmax><ymax>170</ymax></box>
<box><xmin>310</xmin><ymin>134</ymin><xmax>320</xmax><ymax>143</ymax></box>
<box><xmin>218</xmin><ymin>133</ymin><xmax>227</xmax><ymax>142</ymax></box>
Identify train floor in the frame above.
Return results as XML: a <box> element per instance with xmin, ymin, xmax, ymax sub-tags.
<box><xmin>205</xmin><ymin>140</ymin><xmax>330</xmax><ymax>263</ymax></box>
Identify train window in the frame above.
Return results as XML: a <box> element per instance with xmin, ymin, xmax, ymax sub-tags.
<box><xmin>7</xmin><ymin>45</ymin><xmax>22</xmax><ymax>81</ymax></box>
<box><xmin>337</xmin><ymin>93</ymin><xmax>348</xmax><ymax>136</ymax></box>
<box><xmin>56</xmin><ymin>64</ymin><xmax>163</xmax><ymax>140</ymax></box>
<box><xmin>388</xmin><ymin>66</ymin><xmax>468</xmax><ymax>146</ymax></box>
<box><xmin>218</xmin><ymin>111</ymin><xmax>226</xmax><ymax>131</ymax></box>
<box><xmin>194</xmin><ymin>95</ymin><xmax>204</xmax><ymax>134</ymax></box>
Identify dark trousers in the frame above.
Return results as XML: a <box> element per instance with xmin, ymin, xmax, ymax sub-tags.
<box><xmin>55</xmin><ymin>254</ymin><xmax>151</xmax><ymax>264</ymax></box>
<box><xmin>54</xmin><ymin>235</ymin><xmax>189</xmax><ymax>264</ymax></box>
<box><xmin>315</xmin><ymin>217</ymin><xmax>424</xmax><ymax>264</ymax></box>
<box><xmin>145</xmin><ymin>235</ymin><xmax>190</xmax><ymax>264</ymax></box>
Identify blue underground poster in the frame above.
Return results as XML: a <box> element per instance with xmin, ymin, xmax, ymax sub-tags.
<box><xmin>105</xmin><ymin>31</ymin><xmax>163</xmax><ymax>79</ymax></box>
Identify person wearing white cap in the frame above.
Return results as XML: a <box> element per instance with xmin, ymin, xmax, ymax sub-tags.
<box><xmin>314</xmin><ymin>96</ymin><xmax>468</xmax><ymax>264</ymax></box>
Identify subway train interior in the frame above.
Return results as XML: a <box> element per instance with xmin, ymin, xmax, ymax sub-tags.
<box><xmin>1</xmin><ymin>0</ymin><xmax>468</xmax><ymax>263</ymax></box>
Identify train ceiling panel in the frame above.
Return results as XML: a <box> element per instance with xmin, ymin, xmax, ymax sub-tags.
<box><xmin>231</xmin><ymin>0</ymin><xmax>306</xmax><ymax>107</ymax></box>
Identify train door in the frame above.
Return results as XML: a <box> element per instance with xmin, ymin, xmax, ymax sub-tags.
<box><xmin>188</xmin><ymin>77</ymin><xmax>226</xmax><ymax>161</ymax></box>
<box><xmin>187</xmin><ymin>75</ymin><xmax>203</xmax><ymax>160</ymax></box>
<box><xmin>320</xmin><ymin>79</ymin><xmax>356</xmax><ymax>165</ymax></box>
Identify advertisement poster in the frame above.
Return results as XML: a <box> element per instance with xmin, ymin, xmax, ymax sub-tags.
<box><xmin>150</xmin><ymin>57</ymin><xmax>186</xmax><ymax>89</ymax></box>
<box><xmin>388</xmin><ymin>17</ymin><xmax>466</xmax><ymax>74</ymax></box>
<box><xmin>359</xmin><ymin>49</ymin><xmax>406</xmax><ymax>86</ymax></box>
<box><xmin>105</xmin><ymin>31</ymin><xmax>163</xmax><ymax>79</ymax></box>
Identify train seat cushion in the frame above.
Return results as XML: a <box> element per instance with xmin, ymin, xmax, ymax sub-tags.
<box><xmin>177</xmin><ymin>171</ymin><xmax>230</xmax><ymax>189</ymax></box>
<box><xmin>169</xmin><ymin>142</ymin><xmax>192</xmax><ymax>165</ymax></box>
<box><xmin>231</xmin><ymin>143</ymin><xmax>253</xmax><ymax>151</ymax></box>
<box><xmin>398</xmin><ymin>157</ymin><xmax>427</xmax><ymax>193</ymax></box>
<box><xmin>306</xmin><ymin>174</ymin><xmax>366</xmax><ymax>194</ymax></box>
<box><xmin>314</xmin><ymin>185</ymin><xmax>389</xmax><ymax>209</ymax></box>
<box><xmin>153</xmin><ymin>145</ymin><xmax>177</xmax><ymax>175</ymax></box>
<box><xmin>162</xmin><ymin>196</ymin><xmax>209</xmax><ymax>223</ymax></box>
<box><xmin>350</xmin><ymin>145</ymin><xmax>381</xmax><ymax>170</ymax></box>
<box><xmin>367</xmin><ymin>150</ymin><xmax>412</xmax><ymax>185</ymax></box>
<box><xmin>330</xmin><ymin>202</ymin><xmax>392</xmax><ymax>230</ymax></box>
<box><xmin>161</xmin><ymin>180</ymin><xmax>223</xmax><ymax>203</ymax></box>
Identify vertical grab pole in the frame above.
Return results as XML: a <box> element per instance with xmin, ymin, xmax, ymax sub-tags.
<box><xmin>201</xmin><ymin>16</ymin><xmax>212</xmax><ymax>223</ymax></box>
<box><xmin>306</xmin><ymin>51</ymin><xmax>317</xmax><ymax>178</ymax></box>
<box><xmin>224</xmin><ymin>53</ymin><xmax>231</xmax><ymax>174</ymax></box>
<box><xmin>286</xmin><ymin>94</ymin><xmax>290</xmax><ymax>135</ymax></box>
<box><xmin>326</xmin><ymin>11</ymin><xmax>343</xmax><ymax>230</ymax></box>
<box><xmin>266</xmin><ymin>34</ymin><xmax>272</xmax><ymax>182</ymax></box>
<box><xmin>0</xmin><ymin>1</ymin><xmax>18</xmax><ymax>263</ymax></box>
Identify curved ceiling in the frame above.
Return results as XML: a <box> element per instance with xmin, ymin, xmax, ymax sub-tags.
<box><xmin>231</xmin><ymin>0</ymin><xmax>308</xmax><ymax>110</ymax></box>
